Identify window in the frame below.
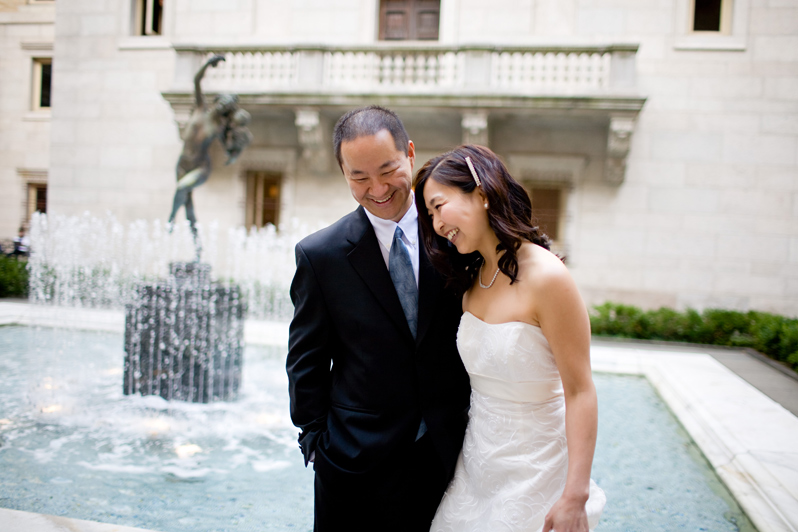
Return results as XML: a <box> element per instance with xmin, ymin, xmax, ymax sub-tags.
<box><xmin>27</xmin><ymin>183</ymin><xmax>47</xmax><ymax>219</ymax></box>
<box><xmin>675</xmin><ymin>0</ymin><xmax>746</xmax><ymax>50</ymax></box>
<box><xmin>692</xmin><ymin>0</ymin><xmax>731</xmax><ymax>33</ymax></box>
<box><xmin>527</xmin><ymin>186</ymin><xmax>562</xmax><ymax>242</ymax></box>
<box><xmin>32</xmin><ymin>58</ymin><xmax>52</xmax><ymax>111</ymax></box>
<box><xmin>134</xmin><ymin>0</ymin><xmax>163</xmax><ymax>36</ymax></box>
<box><xmin>245</xmin><ymin>171</ymin><xmax>281</xmax><ymax>229</ymax></box>
<box><xmin>379</xmin><ymin>0</ymin><xmax>440</xmax><ymax>41</ymax></box>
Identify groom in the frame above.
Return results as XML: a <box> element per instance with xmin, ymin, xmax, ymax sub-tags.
<box><xmin>287</xmin><ymin>106</ymin><xmax>471</xmax><ymax>531</ymax></box>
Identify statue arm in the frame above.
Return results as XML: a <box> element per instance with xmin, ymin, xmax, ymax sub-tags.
<box><xmin>193</xmin><ymin>54</ymin><xmax>226</xmax><ymax>108</ymax></box>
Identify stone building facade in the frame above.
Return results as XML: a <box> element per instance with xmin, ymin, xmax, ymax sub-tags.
<box><xmin>1</xmin><ymin>0</ymin><xmax>797</xmax><ymax>316</ymax></box>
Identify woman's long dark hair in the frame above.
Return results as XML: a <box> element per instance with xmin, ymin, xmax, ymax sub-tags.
<box><xmin>413</xmin><ymin>145</ymin><xmax>552</xmax><ymax>295</ymax></box>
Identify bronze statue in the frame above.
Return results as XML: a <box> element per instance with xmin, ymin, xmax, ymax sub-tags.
<box><xmin>168</xmin><ymin>54</ymin><xmax>252</xmax><ymax>260</ymax></box>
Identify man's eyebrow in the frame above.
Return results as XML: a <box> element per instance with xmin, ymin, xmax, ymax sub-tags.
<box><xmin>379</xmin><ymin>159</ymin><xmax>399</xmax><ymax>170</ymax></box>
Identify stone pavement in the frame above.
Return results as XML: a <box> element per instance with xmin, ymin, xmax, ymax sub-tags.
<box><xmin>593</xmin><ymin>337</ymin><xmax>798</xmax><ymax>417</ymax></box>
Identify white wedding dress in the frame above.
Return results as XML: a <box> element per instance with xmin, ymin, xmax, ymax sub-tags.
<box><xmin>430</xmin><ymin>312</ymin><xmax>606</xmax><ymax>532</ymax></box>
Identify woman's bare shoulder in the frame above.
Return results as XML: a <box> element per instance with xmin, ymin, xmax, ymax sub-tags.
<box><xmin>518</xmin><ymin>243</ymin><xmax>569</xmax><ymax>286</ymax></box>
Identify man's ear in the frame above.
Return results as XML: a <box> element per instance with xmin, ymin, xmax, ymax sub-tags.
<box><xmin>407</xmin><ymin>140</ymin><xmax>416</xmax><ymax>169</ymax></box>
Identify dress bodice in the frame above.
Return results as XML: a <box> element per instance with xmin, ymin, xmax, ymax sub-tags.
<box><xmin>431</xmin><ymin>311</ymin><xmax>606</xmax><ymax>532</ymax></box>
<box><xmin>457</xmin><ymin>312</ymin><xmax>563</xmax><ymax>403</ymax></box>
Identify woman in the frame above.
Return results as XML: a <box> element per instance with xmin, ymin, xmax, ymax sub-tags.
<box><xmin>414</xmin><ymin>145</ymin><xmax>605</xmax><ymax>532</ymax></box>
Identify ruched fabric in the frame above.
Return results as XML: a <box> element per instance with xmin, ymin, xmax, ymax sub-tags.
<box><xmin>430</xmin><ymin>312</ymin><xmax>605</xmax><ymax>532</ymax></box>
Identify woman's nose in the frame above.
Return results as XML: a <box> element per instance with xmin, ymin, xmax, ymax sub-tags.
<box><xmin>434</xmin><ymin>216</ymin><xmax>445</xmax><ymax>235</ymax></box>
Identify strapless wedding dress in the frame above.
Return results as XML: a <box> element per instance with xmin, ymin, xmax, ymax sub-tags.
<box><xmin>430</xmin><ymin>312</ymin><xmax>605</xmax><ymax>532</ymax></box>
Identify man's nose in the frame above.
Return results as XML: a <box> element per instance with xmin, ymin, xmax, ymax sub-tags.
<box><xmin>370</xmin><ymin>180</ymin><xmax>390</xmax><ymax>198</ymax></box>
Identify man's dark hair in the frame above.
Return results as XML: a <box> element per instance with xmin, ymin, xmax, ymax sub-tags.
<box><xmin>333</xmin><ymin>105</ymin><xmax>410</xmax><ymax>171</ymax></box>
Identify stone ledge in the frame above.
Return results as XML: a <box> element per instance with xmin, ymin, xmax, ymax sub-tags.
<box><xmin>0</xmin><ymin>508</ymin><xmax>158</xmax><ymax>532</ymax></box>
<box><xmin>0</xmin><ymin>301</ymin><xmax>289</xmax><ymax>347</ymax></box>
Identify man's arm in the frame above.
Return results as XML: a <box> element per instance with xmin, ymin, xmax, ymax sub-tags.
<box><xmin>286</xmin><ymin>243</ymin><xmax>333</xmax><ymax>466</ymax></box>
<box><xmin>193</xmin><ymin>54</ymin><xmax>225</xmax><ymax>108</ymax></box>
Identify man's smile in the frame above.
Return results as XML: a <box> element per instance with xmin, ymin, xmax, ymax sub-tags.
<box><xmin>372</xmin><ymin>191</ymin><xmax>395</xmax><ymax>205</ymax></box>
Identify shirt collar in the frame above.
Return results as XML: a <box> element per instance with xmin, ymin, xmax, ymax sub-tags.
<box><xmin>363</xmin><ymin>194</ymin><xmax>418</xmax><ymax>250</ymax></box>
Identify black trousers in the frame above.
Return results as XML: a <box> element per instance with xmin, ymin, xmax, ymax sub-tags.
<box><xmin>313</xmin><ymin>434</ymin><xmax>448</xmax><ymax>532</ymax></box>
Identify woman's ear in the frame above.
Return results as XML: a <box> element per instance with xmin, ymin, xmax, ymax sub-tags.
<box><xmin>476</xmin><ymin>188</ymin><xmax>489</xmax><ymax>207</ymax></box>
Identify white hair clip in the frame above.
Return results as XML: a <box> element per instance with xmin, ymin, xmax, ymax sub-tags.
<box><xmin>465</xmin><ymin>156</ymin><xmax>482</xmax><ymax>187</ymax></box>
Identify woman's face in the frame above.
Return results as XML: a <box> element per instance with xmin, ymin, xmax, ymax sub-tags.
<box><xmin>423</xmin><ymin>178</ymin><xmax>489</xmax><ymax>255</ymax></box>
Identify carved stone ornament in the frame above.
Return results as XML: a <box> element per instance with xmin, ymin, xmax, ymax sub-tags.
<box><xmin>605</xmin><ymin>116</ymin><xmax>635</xmax><ymax>185</ymax></box>
<box><xmin>295</xmin><ymin>109</ymin><xmax>328</xmax><ymax>173</ymax></box>
<box><xmin>462</xmin><ymin>111</ymin><xmax>489</xmax><ymax>146</ymax></box>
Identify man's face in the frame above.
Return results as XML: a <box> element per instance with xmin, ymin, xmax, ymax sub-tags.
<box><xmin>340</xmin><ymin>129</ymin><xmax>415</xmax><ymax>222</ymax></box>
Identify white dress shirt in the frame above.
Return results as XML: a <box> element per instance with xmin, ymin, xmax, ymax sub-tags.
<box><xmin>363</xmin><ymin>195</ymin><xmax>420</xmax><ymax>287</ymax></box>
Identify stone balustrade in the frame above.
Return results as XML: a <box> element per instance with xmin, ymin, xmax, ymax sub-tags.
<box><xmin>172</xmin><ymin>43</ymin><xmax>639</xmax><ymax>96</ymax></box>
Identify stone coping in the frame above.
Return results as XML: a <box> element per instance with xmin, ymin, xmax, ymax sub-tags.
<box><xmin>0</xmin><ymin>507</ymin><xmax>159</xmax><ymax>532</ymax></box>
<box><xmin>0</xmin><ymin>301</ymin><xmax>289</xmax><ymax>347</ymax></box>
<box><xmin>1</xmin><ymin>301</ymin><xmax>797</xmax><ymax>532</ymax></box>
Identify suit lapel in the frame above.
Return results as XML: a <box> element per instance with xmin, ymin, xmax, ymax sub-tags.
<box><xmin>416</xmin><ymin>234</ymin><xmax>443</xmax><ymax>347</ymax></box>
<box><xmin>347</xmin><ymin>207</ymin><xmax>415</xmax><ymax>343</ymax></box>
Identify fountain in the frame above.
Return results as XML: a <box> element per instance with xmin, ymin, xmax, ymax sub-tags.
<box><xmin>123</xmin><ymin>262</ymin><xmax>245</xmax><ymax>403</ymax></box>
<box><xmin>115</xmin><ymin>53</ymin><xmax>254</xmax><ymax>403</ymax></box>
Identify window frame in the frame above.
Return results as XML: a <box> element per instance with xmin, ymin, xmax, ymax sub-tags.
<box><xmin>674</xmin><ymin>0</ymin><xmax>749</xmax><ymax>51</ymax></box>
<box><xmin>526</xmin><ymin>186</ymin><xmax>563</xmax><ymax>244</ymax></box>
<box><xmin>690</xmin><ymin>0</ymin><xmax>732</xmax><ymax>35</ymax></box>
<box><xmin>31</xmin><ymin>57</ymin><xmax>52</xmax><ymax>112</ymax></box>
<box><xmin>133</xmin><ymin>0</ymin><xmax>164</xmax><ymax>37</ymax></box>
<box><xmin>244</xmin><ymin>170</ymin><xmax>282</xmax><ymax>230</ymax></box>
<box><xmin>378</xmin><ymin>0</ymin><xmax>441</xmax><ymax>42</ymax></box>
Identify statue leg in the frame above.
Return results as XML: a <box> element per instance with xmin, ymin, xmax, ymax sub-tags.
<box><xmin>185</xmin><ymin>192</ymin><xmax>203</xmax><ymax>262</ymax></box>
<box><xmin>167</xmin><ymin>166</ymin><xmax>210</xmax><ymax>225</ymax></box>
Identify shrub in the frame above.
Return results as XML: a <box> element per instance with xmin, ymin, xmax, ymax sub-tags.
<box><xmin>590</xmin><ymin>303</ymin><xmax>798</xmax><ymax>371</ymax></box>
<box><xmin>0</xmin><ymin>255</ymin><xmax>29</xmax><ymax>298</ymax></box>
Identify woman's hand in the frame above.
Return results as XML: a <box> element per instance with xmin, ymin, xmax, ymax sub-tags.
<box><xmin>543</xmin><ymin>494</ymin><xmax>589</xmax><ymax>532</ymax></box>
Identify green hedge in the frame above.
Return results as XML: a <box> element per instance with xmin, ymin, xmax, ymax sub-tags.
<box><xmin>0</xmin><ymin>255</ymin><xmax>29</xmax><ymax>298</ymax></box>
<box><xmin>590</xmin><ymin>302</ymin><xmax>798</xmax><ymax>371</ymax></box>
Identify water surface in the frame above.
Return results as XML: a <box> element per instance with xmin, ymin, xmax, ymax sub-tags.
<box><xmin>0</xmin><ymin>326</ymin><xmax>753</xmax><ymax>531</ymax></box>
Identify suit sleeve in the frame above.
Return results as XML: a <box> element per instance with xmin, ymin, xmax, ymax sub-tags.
<box><xmin>286</xmin><ymin>242</ymin><xmax>333</xmax><ymax>466</ymax></box>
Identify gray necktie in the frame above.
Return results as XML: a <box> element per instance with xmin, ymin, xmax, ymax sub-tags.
<box><xmin>389</xmin><ymin>226</ymin><xmax>426</xmax><ymax>439</ymax></box>
<box><xmin>389</xmin><ymin>226</ymin><xmax>418</xmax><ymax>338</ymax></box>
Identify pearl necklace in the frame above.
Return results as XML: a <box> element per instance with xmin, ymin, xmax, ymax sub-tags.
<box><xmin>478</xmin><ymin>262</ymin><xmax>500</xmax><ymax>289</ymax></box>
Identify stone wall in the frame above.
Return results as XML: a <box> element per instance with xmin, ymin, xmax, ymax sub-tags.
<box><xmin>0</xmin><ymin>1</ymin><xmax>54</xmax><ymax>238</ymax></box>
<box><xmin>5</xmin><ymin>0</ymin><xmax>796</xmax><ymax>316</ymax></box>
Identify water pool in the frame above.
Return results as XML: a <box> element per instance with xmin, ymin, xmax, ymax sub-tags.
<box><xmin>0</xmin><ymin>326</ymin><xmax>753</xmax><ymax>531</ymax></box>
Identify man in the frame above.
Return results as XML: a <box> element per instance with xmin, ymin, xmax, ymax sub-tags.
<box><xmin>11</xmin><ymin>227</ymin><xmax>30</xmax><ymax>258</ymax></box>
<box><xmin>287</xmin><ymin>106</ymin><xmax>471</xmax><ymax>531</ymax></box>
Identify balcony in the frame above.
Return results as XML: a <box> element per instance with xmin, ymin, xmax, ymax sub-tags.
<box><xmin>162</xmin><ymin>43</ymin><xmax>646</xmax><ymax>183</ymax></box>
<box><xmin>166</xmin><ymin>43</ymin><xmax>643</xmax><ymax>109</ymax></box>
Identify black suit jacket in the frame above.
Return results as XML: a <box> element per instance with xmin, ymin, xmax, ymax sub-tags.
<box><xmin>287</xmin><ymin>206</ymin><xmax>470</xmax><ymax>480</ymax></box>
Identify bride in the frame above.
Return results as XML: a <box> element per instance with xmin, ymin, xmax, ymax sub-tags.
<box><xmin>413</xmin><ymin>145</ymin><xmax>606</xmax><ymax>532</ymax></box>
